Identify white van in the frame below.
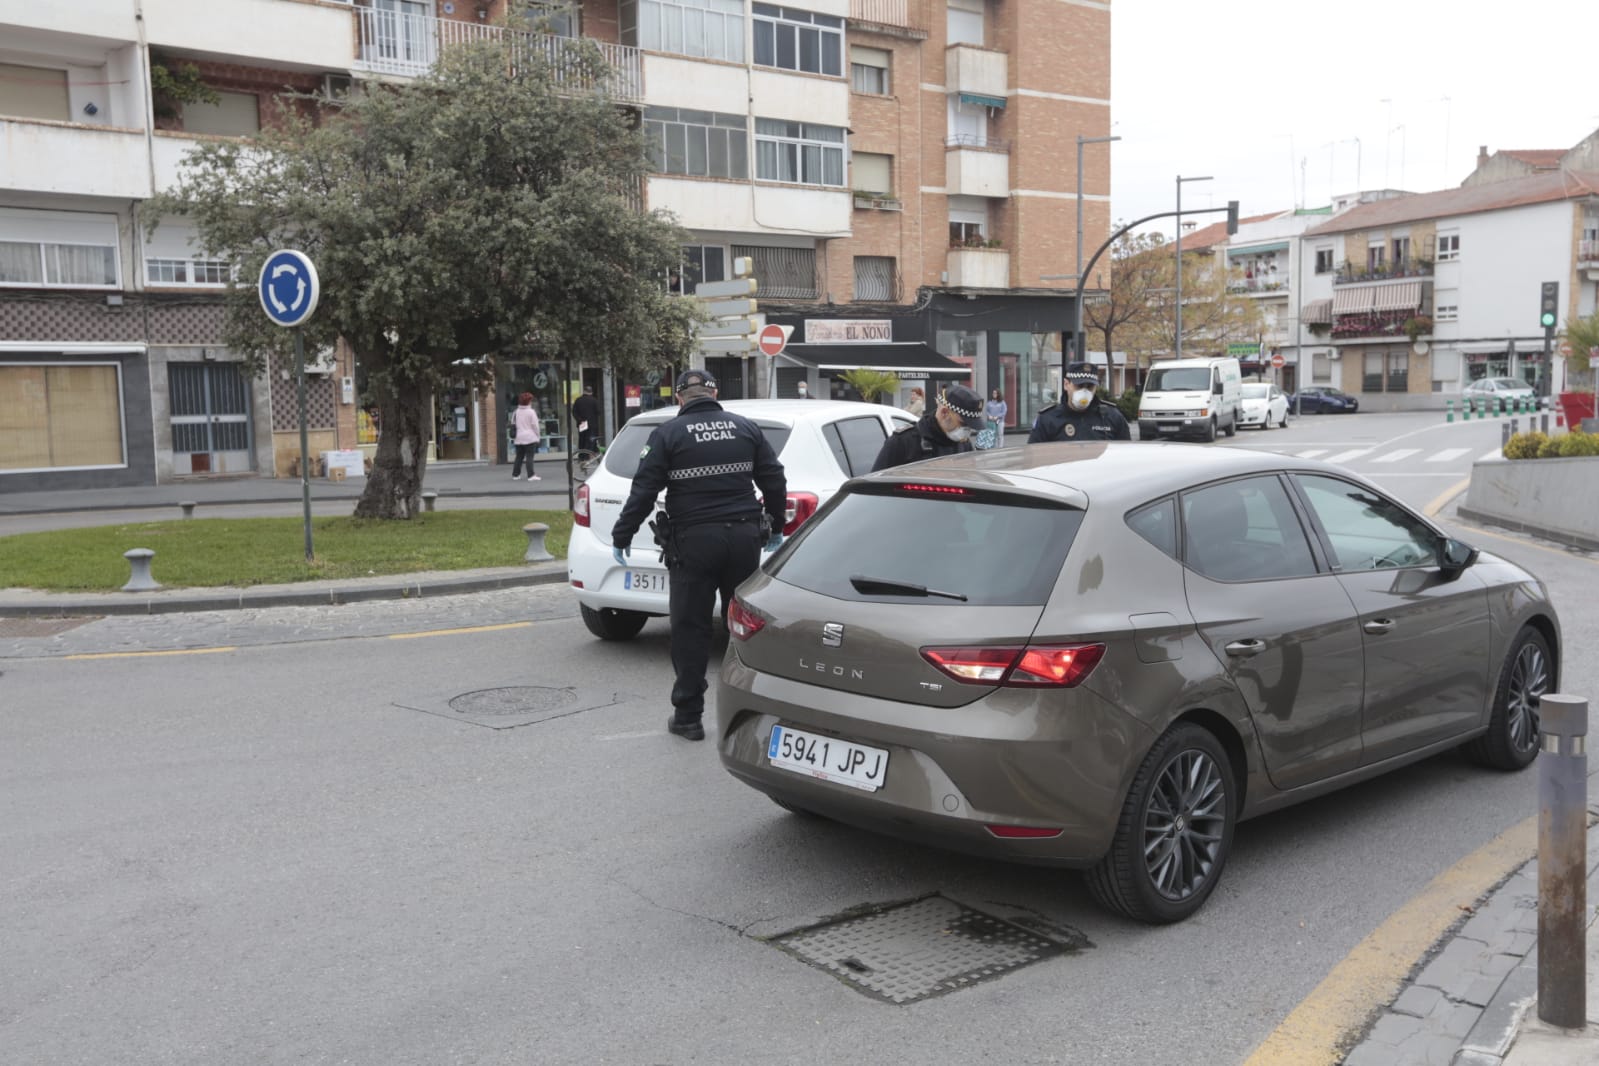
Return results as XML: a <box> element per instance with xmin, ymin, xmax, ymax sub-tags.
<box><xmin>1136</xmin><ymin>356</ymin><xmax>1243</xmax><ymax>442</ymax></box>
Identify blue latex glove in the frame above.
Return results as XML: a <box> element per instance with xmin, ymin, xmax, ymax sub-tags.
<box><xmin>764</xmin><ymin>533</ymin><xmax>785</xmax><ymax>553</ymax></box>
<box><xmin>612</xmin><ymin>546</ymin><xmax>629</xmax><ymax>565</ymax></box>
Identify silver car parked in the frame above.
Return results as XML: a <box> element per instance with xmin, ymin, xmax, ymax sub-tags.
<box><xmin>716</xmin><ymin>443</ymin><xmax>1560</xmax><ymax>923</ymax></box>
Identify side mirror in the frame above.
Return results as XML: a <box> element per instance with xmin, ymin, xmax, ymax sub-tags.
<box><xmin>1439</xmin><ymin>537</ymin><xmax>1479</xmax><ymax>578</ymax></box>
<box><xmin>1212</xmin><ymin>381</ymin><xmax>1223</xmax><ymax>395</ymax></box>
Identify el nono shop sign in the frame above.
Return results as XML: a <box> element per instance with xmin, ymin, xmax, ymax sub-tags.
<box><xmin>805</xmin><ymin>319</ymin><xmax>892</xmax><ymax>344</ymax></box>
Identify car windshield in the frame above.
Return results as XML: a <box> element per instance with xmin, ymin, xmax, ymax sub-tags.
<box><xmin>603</xmin><ymin>419</ymin><xmax>792</xmax><ymax>478</ymax></box>
<box><xmin>1145</xmin><ymin>367</ymin><xmax>1211</xmax><ymax>392</ymax></box>
<box><xmin>1241</xmin><ymin>384</ymin><xmax>1269</xmax><ymax>398</ymax></box>
<box><xmin>769</xmin><ymin>484</ymin><xmax>1083</xmax><ymax>606</ymax></box>
<box><xmin>1491</xmin><ymin>379</ymin><xmax>1526</xmax><ymax>389</ymax></box>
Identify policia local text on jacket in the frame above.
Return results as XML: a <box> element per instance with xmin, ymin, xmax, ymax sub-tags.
<box><xmin>611</xmin><ymin>372</ymin><xmax>787</xmax><ymax>740</ymax></box>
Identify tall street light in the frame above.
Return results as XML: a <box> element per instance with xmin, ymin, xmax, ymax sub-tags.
<box><xmin>1174</xmin><ymin>174</ymin><xmax>1212</xmax><ymax>359</ymax></box>
<box><xmin>1072</xmin><ymin>134</ymin><xmax>1120</xmax><ymax>367</ymax></box>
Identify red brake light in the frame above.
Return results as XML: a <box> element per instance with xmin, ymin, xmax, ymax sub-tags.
<box><xmin>727</xmin><ymin>597</ymin><xmax>766</xmax><ymax>641</ymax></box>
<box><xmin>920</xmin><ymin>643</ymin><xmax>1105</xmax><ymax>688</ymax></box>
<box><xmin>783</xmin><ymin>492</ymin><xmax>819</xmax><ymax>535</ymax></box>
<box><xmin>896</xmin><ymin>483</ymin><xmax>969</xmax><ymax>496</ymax></box>
<box><xmin>574</xmin><ymin>482</ymin><xmax>590</xmax><ymax>527</ymax></box>
<box><xmin>986</xmin><ymin>825</ymin><xmax>1066</xmax><ymax>839</ymax></box>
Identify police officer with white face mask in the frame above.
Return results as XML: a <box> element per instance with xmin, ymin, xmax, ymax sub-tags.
<box><xmin>1029</xmin><ymin>363</ymin><xmax>1131</xmax><ymax>443</ymax></box>
<box><xmin>871</xmin><ymin>383</ymin><xmax>990</xmax><ymax>471</ymax></box>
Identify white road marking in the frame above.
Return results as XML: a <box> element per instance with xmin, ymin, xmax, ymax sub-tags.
<box><xmin>596</xmin><ymin>730</ymin><xmax>665</xmax><ymax>741</ymax></box>
<box><xmin>1325</xmin><ymin>449</ymin><xmax>1372</xmax><ymax>464</ymax></box>
<box><xmin>1296</xmin><ymin>449</ymin><xmax>1328</xmax><ymax>458</ymax></box>
<box><xmin>1426</xmin><ymin>448</ymin><xmax>1471</xmax><ymax>463</ymax></box>
<box><xmin>1371</xmin><ymin>448</ymin><xmax>1422</xmax><ymax>464</ymax></box>
<box><xmin>1479</xmin><ymin>449</ymin><xmax>1502</xmax><ymax>462</ymax></box>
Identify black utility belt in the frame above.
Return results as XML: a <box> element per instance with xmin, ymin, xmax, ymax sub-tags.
<box><xmin>676</xmin><ymin>515</ymin><xmax>762</xmax><ymax>529</ymax></box>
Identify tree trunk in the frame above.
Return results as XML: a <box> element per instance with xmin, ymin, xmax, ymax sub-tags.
<box><xmin>354</xmin><ymin>376</ymin><xmax>432</xmax><ymax>519</ymax></box>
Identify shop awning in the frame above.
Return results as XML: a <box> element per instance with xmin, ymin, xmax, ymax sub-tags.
<box><xmin>1302</xmin><ymin>298</ymin><xmax>1333</xmax><ymax>325</ymax></box>
<box><xmin>958</xmin><ymin>92</ymin><xmax>1006</xmax><ymax>109</ymax></box>
<box><xmin>1332</xmin><ymin>287</ymin><xmax>1375</xmax><ymax>315</ymax></box>
<box><xmin>783</xmin><ymin>342</ymin><xmax>971</xmax><ymax>377</ymax></box>
<box><xmin>1371</xmin><ymin>280</ymin><xmax>1423</xmax><ymax>312</ymax></box>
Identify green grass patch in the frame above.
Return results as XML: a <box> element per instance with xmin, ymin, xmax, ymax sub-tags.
<box><xmin>0</xmin><ymin>510</ymin><xmax>571</xmax><ymax>591</ymax></box>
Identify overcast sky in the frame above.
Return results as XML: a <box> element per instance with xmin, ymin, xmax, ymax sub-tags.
<box><xmin>1108</xmin><ymin>0</ymin><xmax>1599</xmax><ymax>237</ymax></box>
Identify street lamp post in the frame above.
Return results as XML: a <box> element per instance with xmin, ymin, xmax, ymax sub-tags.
<box><xmin>1073</xmin><ymin>134</ymin><xmax>1121</xmax><ymax>366</ymax></box>
<box><xmin>1174</xmin><ymin>174</ymin><xmax>1212</xmax><ymax>359</ymax></box>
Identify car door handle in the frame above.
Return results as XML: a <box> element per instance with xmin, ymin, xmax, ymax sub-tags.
<box><xmin>1363</xmin><ymin>619</ymin><xmax>1395</xmax><ymax>634</ymax></box>
<box><xmin>1224</xmin><ymin>639</ymin><xmax>1266</xmax><ymax>657</ymax></box>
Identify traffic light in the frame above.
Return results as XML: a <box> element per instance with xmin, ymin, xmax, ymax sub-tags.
<box><xmin>1540</xmin><ymin>281</ymin><xmax>1559</xmax><ymax>329</ymax></box>
<box><xmin>1226</xmin><ymin>201</ymin><xmax>1240</xmax><ymax>236</ymax></box>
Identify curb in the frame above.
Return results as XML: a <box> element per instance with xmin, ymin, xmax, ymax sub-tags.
<box><xmin>1456</xmin><ymin>507</ymin><xmax>1599</xmax><ymax>554</ymax></box>
<box><xmin>0</xmin><ymin>565</ymin><xmax>568</xmax><ymax>617</ymax></box>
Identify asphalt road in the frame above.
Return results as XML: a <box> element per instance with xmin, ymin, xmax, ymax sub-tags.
<box><xmin>3</xmin><ymin>409</ymin><xmax>1594</xmax><ymax>1065</ymax></box>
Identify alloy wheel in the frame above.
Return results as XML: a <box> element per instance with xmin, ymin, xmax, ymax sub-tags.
<box><xmin>1506</xmin><ymin>641</ymin><xmax>1549</xmax><ymax>754</ymax></box>
<box><xmin>1142</xmin><ymin>750</ymin><xmax>1227</xmax><ymax>901</ymax></box>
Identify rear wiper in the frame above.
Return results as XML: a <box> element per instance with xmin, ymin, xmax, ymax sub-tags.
<box><xmin>850</xmin><ymin>575</ymin><xmax>968</xmax><ymax>601</ymax></box>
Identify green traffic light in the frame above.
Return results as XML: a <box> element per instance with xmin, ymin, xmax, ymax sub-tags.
<box><xmin>1541</xmin><ymin>312</ymin><xmax>1556</xmax><ymax>327</ymax></box>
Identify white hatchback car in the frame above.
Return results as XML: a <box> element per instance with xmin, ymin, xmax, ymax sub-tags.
<box><xmin>569</xmin><ymin>399</ymin><xmax>916</xmax><ymax>640</ymax></box>
<box><xmin>1238</xmin><ymin>382</ymin><xmax>1289</xmax><ymax>429</ymax></box>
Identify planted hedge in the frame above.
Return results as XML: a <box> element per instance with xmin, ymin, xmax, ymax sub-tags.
<box><xmin>1503</xmin><ymin>430</ymin><xmax>1599</xmax><ymax>460</ymax></box>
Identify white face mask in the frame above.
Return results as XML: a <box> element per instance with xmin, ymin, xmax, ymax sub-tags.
<box><xmin>946</xmin><ymin>425</ymin><xmax>974</xmax><ymax>443</ymax></box>
<box><xmin>797</xmin><ymin>386</ymin><xmax>808</xmax><ymax>396</ymax></box>
<box><xmin>1068</xmin><ymin>387</ymin><xmax>1096</xmax><ymax>411</ymax></box>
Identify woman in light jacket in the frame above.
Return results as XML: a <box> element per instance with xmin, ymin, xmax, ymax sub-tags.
<box><xmin>511</xmin><ymin>392</ymin><xmax>541</xmax><ymax>481</ymax></box>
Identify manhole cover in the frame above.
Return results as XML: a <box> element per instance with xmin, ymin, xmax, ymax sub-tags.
<box><xmin>772</xmin><ymin>895</ymin><xmax>1067</xmax><ymax>1004</ymax></box>
<box><xmin>448</xmin><ymin>686</ymin><xmax>577</xmax><ymax>717</ymax></box>
<box><xmin>0</xmin><ymin>617</ymin><xmax>96</xmax><ymax>638</ymax></box>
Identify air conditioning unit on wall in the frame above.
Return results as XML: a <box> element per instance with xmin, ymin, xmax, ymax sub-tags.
<box><xmin>322</xmin><ymin>74</ymin><xmax>354</xmax><ymax>100</ymax></box>
<box><xmin>304</xmin><ymin>347</ymin><xmax>338</xmax><ymax>375</ymax></box>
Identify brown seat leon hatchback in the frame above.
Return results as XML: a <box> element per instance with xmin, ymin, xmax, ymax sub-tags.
<box><xmin>716</xmin><ymin>442</ymin><xmax>1559</xmax><ymax>923</ymax></box>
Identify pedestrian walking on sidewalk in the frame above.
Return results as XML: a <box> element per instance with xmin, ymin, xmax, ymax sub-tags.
<box><xmin>511</xmin><ymin>392</ymin><xmax>542</xmax><ymax>481</ymax></box>
<box><xmin>986</xmin><ymin>388</ymin><xmax>1009</xmax><ymax>448</ymax></box>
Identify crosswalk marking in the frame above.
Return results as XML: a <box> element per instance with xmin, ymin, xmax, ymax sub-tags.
<box><xmin>1296</xmin><ymin>449</ymin><xmax>1328</xmax><ymax>458</ymax></box>
<box><xmin>1426</xmin><ymin>448</ymin><xmax>1471</xmax><ymax>463</ymax></box>
<box><xmin>1325</xmin><ymin>449</ymin><xmax>1372</xmax><ymax>464</ymax></box>
<box><xmin>1371</xmin><ymin>448</ymin><xmax>1421</xmax><ymax>464</ymax></box>
<box><xmin>1479</xmin><ymin>449</ymin><xmax>1502</xmax><ymax>462</ymax></box>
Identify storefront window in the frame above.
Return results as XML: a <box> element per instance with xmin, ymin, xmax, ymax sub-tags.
<box><xmin>501</xmin><ymin>360</ymin><xmax>570</xmax><ymax>454</ymax></box>
<box><xmin>999</xmin><ymin>331</ymin><xmax>1060</xmax><ymax>432</ymax></box>
<box><xmin>935</xmin><ymin>330</ymin><xmax>985</xmax><ymax>400</ymax></box>
<box><xmin>0</xmin><ymin>363</ymin><xmax>124</xmax><ymax>470</ymax></box>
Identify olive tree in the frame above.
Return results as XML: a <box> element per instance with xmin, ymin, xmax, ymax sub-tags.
<box><xmin>151</xmin><ymin>31</ymin><xmax>697</xmax><ymax>518</ymax></box>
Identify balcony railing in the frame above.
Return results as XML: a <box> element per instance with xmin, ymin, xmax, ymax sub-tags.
<box><xmin>1226</xmin><ymin>276</ymin><xmax>1291</xmax><ymax>295</ymax></box>
<box><xmin>848</xmin><ymin>0</ymin><xmax>929</xmax><ymax>35</ymax></box>
<box><xmin>1333</xmin><ymin>260</ymin><xmax>1434</xmax><ymax>285</ymax></box>
<box><xmin>1580</xmin><ymin>238</ymin><xmax>1599</xmax><ymax>264</ymax></box>
<box><xmin>1331</xmin><ymin>309</ymin><xmax>1427</xmax><ymax>340</ymax></box>
<box><xmin>352</xmin><ymin>8</ymin><xmax>643</xmax><ymax>103</ymax></box>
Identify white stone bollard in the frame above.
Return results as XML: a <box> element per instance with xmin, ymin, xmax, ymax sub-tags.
<box><xmin>122</xmin><ymin>548</ymin><xmax>160</xmax><ymax>591</ymax></box>
<box><xmin>522</xmin><ymin>522</ymin><xmax>554</xmax><ymax>563</ymax></box>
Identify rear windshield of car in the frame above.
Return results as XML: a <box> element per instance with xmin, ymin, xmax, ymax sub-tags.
<box><xmin>1241</xmin><ymin>384</ymin><xmax>1269</xmax><ymax>398</ymax></box>
<box><xmin>768</xmin><ymin>484</ymin><xmax>1083</xmax><ymax>606</ymax></box>
<box><xmin>603</xmin><ymin>419</ymin><xmax>792</xmax><ymax>479</ymax></box>
<box><xmin>1145</xmin><ymin>367</ymin><xmax>1211</xmax><ymax>391</ymax></box>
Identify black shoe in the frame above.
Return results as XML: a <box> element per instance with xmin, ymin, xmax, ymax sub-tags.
<box><xmin>667</xmin><ymin>715</ymin><xmax>705</xmax><ymax>741</ymax></box>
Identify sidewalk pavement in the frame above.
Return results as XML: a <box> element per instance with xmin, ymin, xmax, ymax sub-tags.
<box><xmin>1341</xmin><ymin>804</ymin><xmax>1599</xmax><ymax>1066</ymax></box>
<box><xmin>0</xmin><ymin>459</ymin><xmax>574</xmax><ymax>616</ymax></box>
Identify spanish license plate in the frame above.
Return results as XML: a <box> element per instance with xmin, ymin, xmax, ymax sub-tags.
<box><xmin>623</xmin><ymin>569</ymin><xmax>668</xmax><ymax>593</ymax></box>
<box><xmin>768</xmin><ymin>725</ymin><xmax>888</xmax><ymax>792</ymax></box>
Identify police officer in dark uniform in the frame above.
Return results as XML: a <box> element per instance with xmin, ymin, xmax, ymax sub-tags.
<box><xmin>871</xmin><ymin>383</ymin><xmax>989</xmax><ymax>471</ymax></box>
<box><xmin>1028</xmin><ymin>362</ymin><xmax>1132</xmax><ymax>443</ymax></box>
<box><xmin>610</xmin><ymin>369</ymin><xmax>787</xmax><ymax>741</ymax></box>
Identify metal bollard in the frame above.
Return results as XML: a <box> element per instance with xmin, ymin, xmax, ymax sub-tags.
<box><xmin>179</xmin><ymin>501</ymin><xmax>196</xmax><ymax>520</ymax></box>
<box><xmin>1502</xmin><ymin>421</ymin><xmax>1511</xmax><ymax>448</ymax></box>
<box><xmin>1541</xmin><ymin>414</ymin><xmax>1550</xmax><ymax>435</ymax></box>
<box><xmin>522</xmin><ymin>521</ymin><xmax>554</xmax><ymax>563</ymax></box>
<box><xmin>1446</xmin><ymin>400</ymin><xmax>1454</xmax><ymax>423</ymax></box>
<box><xmin>421</xmin><ymin>490</ymin><xmax>438</xmax><ymax>513</ymax></box>
<box><xmin>1537</xmin><ymin>692</ymin><xmax>1589</xmax><ymax>1029</ymax></box>
<box><xmin>1511</xmin><ymin>418</ymin><xmax>1519</xmax><ymax>438</ymax></box>
<box><xmin>121</xmin><ymin>548</ymin><xmax>160</xmax><ymax>591</ymax></box>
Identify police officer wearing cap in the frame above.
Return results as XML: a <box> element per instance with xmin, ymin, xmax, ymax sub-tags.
<box><xmin>611</xmin><ymin>369</ymin><xmax>787</xmax><ymax>741</ymax></box>
<box><xmin>871</xmin><ymin>383</ymin><xmax>989</xmax><ymax>471</ymax></box>
<box><xmin>1029</xmin><ymin>363</ymin><xmax>1131</xmax><ymax>443</ymax></box>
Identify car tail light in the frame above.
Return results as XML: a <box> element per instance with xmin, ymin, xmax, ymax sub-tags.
<box><xmin>986</xmin><ymin>825</ymin><xmax>1065</xmax><ymax>839</ymax></box>
<box><xmin>783</xmin><ymin>492</ymin><xmax>818</xmax><ymax>535</ymax></box>
<box><xmin>727</xmin><ymin>597</ymin><xmax>766</xmax><ymax>641</ymax></box>
<box><xmin>920</xmin><ymin>643</ymin><xmax>1105</xmax><ymax>688</ymax></box>
<box><xmin>574</xmin><ymin>482</ymin><xmax>590</xmax><ymax>527</ymax></box>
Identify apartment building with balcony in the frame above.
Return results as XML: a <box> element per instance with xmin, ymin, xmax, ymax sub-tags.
<box><xmin>1300</xmin><ymin>170</ymin><xmax>1599</xmax><ymax>411</ymax></box>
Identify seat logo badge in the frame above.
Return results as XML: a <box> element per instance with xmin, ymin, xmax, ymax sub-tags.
<box><xmin>822</xmin><ymin>622</ymin><xmax>844</xmax><ymax>647</ymax></box>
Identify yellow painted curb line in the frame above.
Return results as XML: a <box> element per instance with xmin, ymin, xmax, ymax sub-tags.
<box><xmin>65</xmin><ymin>646</ymin><xmax>237</xmax><ymax>660</ymax></box>
<box><xmin>1241</xmin><ymin>816</ymin><xmax>1536</xmax><ymax>1065</ymax></box>
<box><xmin>388</xmin><ymin>621</ymin><xmax>531</xmax><ymax>640</ymax></box>
<box><xmin>1424</xmin><ymin>477</ymin><xmax>1471</xmax><ymax>518</ymax></box>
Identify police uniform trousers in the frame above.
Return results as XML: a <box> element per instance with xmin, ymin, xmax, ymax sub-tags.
<box><xmin>667</xmin><ymin>516</ymin><xmax>765</xmax><ymax>721</ymax></box>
